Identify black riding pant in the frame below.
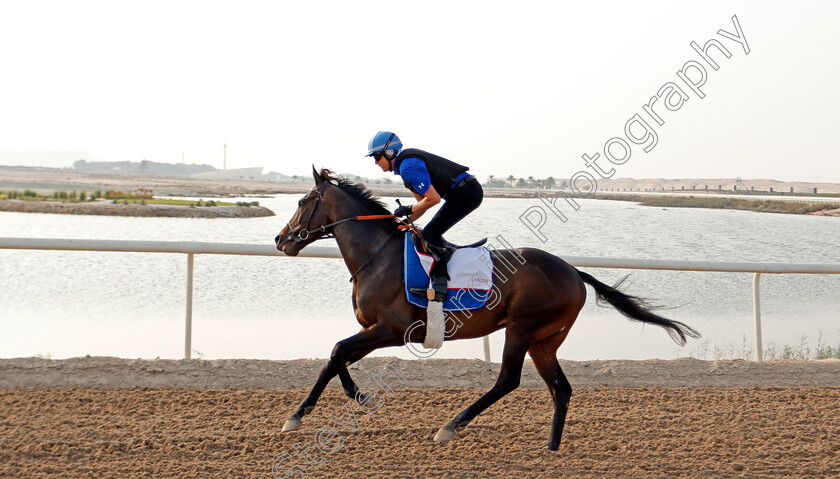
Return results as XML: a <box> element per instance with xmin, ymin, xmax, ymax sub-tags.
<box><xmin>423</xmin><ymin>178</ymin><xmax>483</xmax><ymax>283</ymax></box>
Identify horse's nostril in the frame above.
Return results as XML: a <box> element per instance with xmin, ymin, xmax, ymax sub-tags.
<box><xmin>275</xmin><ymin>234</ymin><xmax>286</xmax><ymax>251</ymax></box>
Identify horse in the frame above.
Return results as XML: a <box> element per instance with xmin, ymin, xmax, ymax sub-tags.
<box><xmin>274</xmin><ymin>167</ymin><xmax>699</xmax><ymax>451</ymax></box>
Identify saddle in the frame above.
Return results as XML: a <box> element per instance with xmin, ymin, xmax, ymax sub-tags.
<box><xmin>408</xmin><ymin>231</ymin><xmax>487</xmax><ymax>261</ymax></box>
<box><xmin>408</xmin><ymin>231</ymin><xmax>487</xmax><ymax>262</ymax></box>
<box><xmin>407</xmin><ymin>231</ymin><xmax>487</xmax><ymax>301</ymax></box>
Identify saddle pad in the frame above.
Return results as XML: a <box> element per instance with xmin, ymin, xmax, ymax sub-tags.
<box><xmin>403</xmin><ymin>233</ymin><xmax>493</xmax><ymax>311</ymax></box>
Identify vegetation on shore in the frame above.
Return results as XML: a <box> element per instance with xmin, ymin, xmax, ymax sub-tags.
<box><xmin>0</xmin><ymin>188</ymin><xmax>259</xmax><ymax>207</ymax></box>
<box><xmin>110</xmin><ymin>198</ymin><xmax>260</xmax><ymax>207</ymax></box>
<box><xmin>691</xmin><ymin>333</ymin><xmax>840</xmax><ymax>360</ymax></box>
<box><xmin>599</xmin><ymin>194</ymin><xmax>840</xmax><ymax>215</ymax></box>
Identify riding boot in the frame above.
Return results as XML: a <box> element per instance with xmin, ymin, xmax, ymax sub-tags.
<box><xmin>409</xmin><ymin>255</ymin><xmax>449</xmax><ymax>302</ymax></box>
<box><xmin>429</xmin><ymin>253</ymin><xmax>449</xmax><ymax>302</ymax></box>
<box><xmin>408</xmin><ymin>237</ymin><xmax>450</xmax><ymax>302</ymax></box>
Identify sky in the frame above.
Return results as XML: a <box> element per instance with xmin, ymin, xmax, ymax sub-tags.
<box><xmin>1</xmin><ymin>1</ymin><xmax>839</xmax><ymax>183</ymax></box>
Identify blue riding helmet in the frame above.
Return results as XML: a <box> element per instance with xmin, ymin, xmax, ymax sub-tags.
<box><xmin>366</xmin><ymin>131</ymin><xmax>402</xmax><ymax>157</ymax></box>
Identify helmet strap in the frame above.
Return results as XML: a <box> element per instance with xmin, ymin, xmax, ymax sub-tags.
<box><xmin>381</xmin><ymin>134</ymin><xmax>395</xmax><ymax>160</ymax></box>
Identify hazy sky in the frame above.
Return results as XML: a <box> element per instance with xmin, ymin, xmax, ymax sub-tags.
<box><xmin>1</xmin><ymin>1</ymin><xmax>838</xmax><ymax>183</ymax></box>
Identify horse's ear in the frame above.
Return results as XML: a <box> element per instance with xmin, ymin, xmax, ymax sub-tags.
<box><xmin>312</xmin><ymin>165</ymin><xmax>322</xmax><ymax>185</ymax></box>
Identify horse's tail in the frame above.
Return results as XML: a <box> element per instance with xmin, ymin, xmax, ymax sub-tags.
<box><xmin>576</xmin><ymin>270</ymin><xmax>700</xmax><ymax>346</ymax></box>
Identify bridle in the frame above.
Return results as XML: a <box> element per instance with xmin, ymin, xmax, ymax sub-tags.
<box><xmin>283</xmin><ymin>181</ymin><xmax>333</xmax><ymax>243</ymax></box>
<box><xmin>279</xmin><ymin>180</ymin><xmax>419</xmax><ymax>282</ymax></box>
<box><xmin>281</xmin><ymin>181</ymin><xmax>397</xmax><ymax>244</ymax></box>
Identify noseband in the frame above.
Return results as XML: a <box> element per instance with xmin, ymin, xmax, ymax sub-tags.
<box><xmin>285</xmin><ymin>182</ymin><xmax>332</xmax><ymax>244</ymax></box>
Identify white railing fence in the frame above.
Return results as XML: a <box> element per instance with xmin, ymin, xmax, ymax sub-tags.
<box><xmin>2</xmin><ymin>237</ymin><xmax>840</xmax><ymax>362</ymax></box>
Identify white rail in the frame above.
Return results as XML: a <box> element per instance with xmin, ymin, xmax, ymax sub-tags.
<box><xmin>2</xmin><ymin>237</ymin><xmax>840</xmax><ymax>362</ymax></box>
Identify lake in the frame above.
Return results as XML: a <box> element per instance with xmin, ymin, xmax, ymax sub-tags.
<box><xmin>1</xmin><ymin>194</ymin><xmax>838</xmax><ymax>361</ymax></box>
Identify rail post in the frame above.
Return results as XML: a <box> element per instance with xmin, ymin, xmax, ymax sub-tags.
<box><xmin>753</xmin><ymin>272</ymin><xmax>763</xmax><ymax>362</ymax></box>
<box><xmin>185</xmin><ymin>253</ymin><xmax>194</xmax><ymax>360</ymax></box>
<box><xmin>483</xmin><ymin>336</ymin><xmax>491</xmax><ymax>363</ymax></box>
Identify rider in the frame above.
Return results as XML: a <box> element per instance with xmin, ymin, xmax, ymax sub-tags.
<box><xmin>366</xmin><ymin>131</ymin><xmax>483</xmax><ymax>302</ymax></box>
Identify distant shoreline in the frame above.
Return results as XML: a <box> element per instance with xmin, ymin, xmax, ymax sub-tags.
<box><xmin>2</xmin><ymin>167</ymin><xmax>840</xmax><ymax>216</ymax></box>
<box><xmin>591</xmin><ymin>194</ymin><xmax>840</xmax><ymax>216</ymax></box>
<box><xmin>0</xmin><ymin>199</ymin><xmax>275</xmax><ymax>218</ymax></box>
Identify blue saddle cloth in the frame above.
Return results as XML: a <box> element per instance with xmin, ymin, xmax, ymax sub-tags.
<box><xmin>403</xmin><ymin>233</ymin><xmax>493</xmax><ymax>311</ymax></box>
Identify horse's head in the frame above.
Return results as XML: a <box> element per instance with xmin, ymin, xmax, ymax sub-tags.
<box><xmin>275</xmin><ymin>167</ymin><xmax>335</xmax><ymax>256</ymax></box>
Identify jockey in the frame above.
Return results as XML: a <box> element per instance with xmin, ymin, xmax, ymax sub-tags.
<box><xmin>366</xmin><ymin>131</ymin><xmax>484</xmax><ymax>302</ymax></box>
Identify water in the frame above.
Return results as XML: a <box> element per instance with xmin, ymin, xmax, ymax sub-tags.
<box><xmin>1</xmin><ymin>195</ymin><xmax>838</xmax><ymax>361</ymax></box>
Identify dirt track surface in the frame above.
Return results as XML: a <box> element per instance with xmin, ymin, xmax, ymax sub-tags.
<box><xmin>2</xmin><ymin>358</ymin><xmax>840</xmax><ymax>478</ymax></box>
<box><xmin>1</xmin><ymin>385</ymin><xmax>838</xmax><ymax>478</ymax></box>
<box><xmin>2</xmin><ymin>356</ymin><xmax>840</xmax><ymax>389</ymax></box>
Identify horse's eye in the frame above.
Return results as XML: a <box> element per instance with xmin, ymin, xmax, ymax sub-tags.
<box><xmin>298</xmin><ymin>198</ymin><xmax>306</xmax><ymax>207</ymax></box>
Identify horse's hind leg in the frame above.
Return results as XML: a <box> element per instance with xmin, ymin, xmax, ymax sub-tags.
<box><xmin>528</xmin><ymin>329</ymin><xmax>573</xmax><ymax>451</ymax></box>
<box><xmin>434</xmin><ymin>328</ymin><xmax>531</xmax><ymax>442</ymax></box>
<box><xmin>282</xmin><ymin>348</ymin><xmax>372</xmax><ymax>433</ymax></box>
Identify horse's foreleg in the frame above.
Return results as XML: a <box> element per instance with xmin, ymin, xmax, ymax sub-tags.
<box><xmin>282</xmin><ymin>348</ymin><xmax>372</xmax><ymax>433</ymax></box>
<box><xmin>283</xmin><ymin>324</ymin><xmax>402</xmax><ymax>433</ymax></box>
<box><xmin>329</xmin><ymin>324</ymin><xmax>403</xmax><ymax>401</ymax></box>
<box><xmin>434</xmin><ymin>328</ymin><xmax>531</xmax><ymax>442</ymax></box>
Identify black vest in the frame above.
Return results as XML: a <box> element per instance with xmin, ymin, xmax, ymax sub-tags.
<box><xmin>393</xmin><ymin>148</ymin><xmax>469</xmax><ymax>198</ymax></box>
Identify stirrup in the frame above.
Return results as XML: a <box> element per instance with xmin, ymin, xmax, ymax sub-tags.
<box><xmin>409</xmin><ymin>287</ymin><xmax>436</xmax><ymax>300</ymax></box>
<box><xmin>409</xmin><ymin>285</ymin><xmax>447</xmax><ymax>302</ymax></box>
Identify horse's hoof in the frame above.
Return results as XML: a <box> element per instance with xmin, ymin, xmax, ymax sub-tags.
<box><xmin>282</xmin><ymin>416</ymin><xmax>301</xmax><ymax>433</ymax></box>
<box><xmin>354</xmin><ymin>391</ymin><xmax>372</xmax><ymax>406</ymax></box>
<box><xmin>434</xmin><ymin>422</ymin><xmax>459</xmax><ymax>442</ymax></box>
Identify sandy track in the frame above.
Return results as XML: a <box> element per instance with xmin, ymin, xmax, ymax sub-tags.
<box><xmin>2</xmin><ymin>357</ymin><xmax>839</xmax><ymax>389</ymax></box>
<box><xmin>1</xmin><ymin>387</ymin><xmax>839</xmax><ymax>478</ymax></box>
<box><xmin>1</xmin><ymin>358</ymin><xmax>839</xmax><ymax>478</ymax></box>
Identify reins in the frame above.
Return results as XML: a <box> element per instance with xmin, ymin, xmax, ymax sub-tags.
<box><xmin>347</xmin><ymin>229</ymin><xmax>398</xmax><ymax>282</ymax></box>
<box><xmin>285</xmin><ymin>214</ymin><xmax>405</xmax><ymax>243</ymax></box>
<box><xmin>282</xmin><ymin>183</ymin><xmax>426</xmax><ymax>281</ymax></box>
<box><xmin>343</xmin><ymin>219</ymin><xmax>429</xmax><ymax>282</ymax></box>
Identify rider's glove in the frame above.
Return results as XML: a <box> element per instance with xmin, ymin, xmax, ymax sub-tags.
<box><xmin>393</xmin><ymin>204</ymin><xmax>413</xmax><ymax>218</ymax></box>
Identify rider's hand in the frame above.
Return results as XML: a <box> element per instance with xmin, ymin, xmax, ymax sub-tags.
<box><xmin>393</xmin><ymin>205</ymin><xmax>413</xmax><ymax>218</ymax></box>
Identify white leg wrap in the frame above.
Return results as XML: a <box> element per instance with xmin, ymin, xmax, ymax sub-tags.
<box><xmin>423</xmin><ymin>300</ymin><xmax>445</xmax><ymax>350</ymax></box>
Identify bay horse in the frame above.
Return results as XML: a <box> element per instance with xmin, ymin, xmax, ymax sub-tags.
<box><xmin>275</xmin><ymin>167</ymin><xmax>699</xmax><ymax>451</ymax></box>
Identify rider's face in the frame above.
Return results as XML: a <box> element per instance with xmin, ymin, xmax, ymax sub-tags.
<box><xmin>374</xmin><ymin>154</ymin><xmax>391</xmax><ymax>172</ymax></box>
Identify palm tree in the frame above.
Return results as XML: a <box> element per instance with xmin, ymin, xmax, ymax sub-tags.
<box><xmin>507</xmin><ymin>175</ymin><xmax>516</xmax><ymax>188</ymax></box>
<box><xmin>545</xmin><ymin>176</ymin><xmax>556</xmax><ymax>190</ymax></box>
<box><xmin>487</xmin><ymin>175</ymin><xmax>495</xmax><ymax>187</ymax></box>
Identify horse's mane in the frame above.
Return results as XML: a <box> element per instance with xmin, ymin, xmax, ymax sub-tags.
<box><xmin>320</xmin><ymin>169</ymin><xmax>396</xmax><ymax>223</ymax></box>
